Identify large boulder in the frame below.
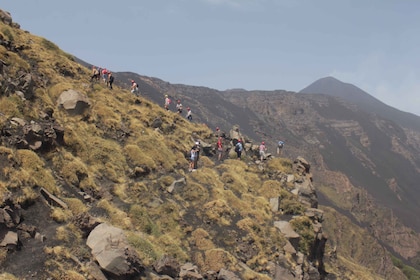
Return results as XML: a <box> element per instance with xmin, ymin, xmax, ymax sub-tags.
<box><xmin>57</xmin><ymin>89</ymin><xmax>90</xmax><ymax>115</ymax></box>
<box><xmin>0</xmin><ymin>10</ymin><xmax>12</xmax><ymax>26</ymax></box>
<box><xmin>86</xmin><ymin>223</ymin><xmax>144</xmax><ymax>279</ymax></box>
<box><xmin>274</xmin><ymin>221</ymin><xmax>300</xmax><ymax>250</ymax></box>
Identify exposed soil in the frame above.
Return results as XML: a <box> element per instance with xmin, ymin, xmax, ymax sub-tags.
<box><xmin>1</xmin><ymin>196</ymin><xmax>60</xmax><ymax>279</ymax></box>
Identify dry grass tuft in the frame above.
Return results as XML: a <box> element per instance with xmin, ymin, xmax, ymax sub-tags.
<box><xmin>203</xmin><ymin>248</ymin><xmax>237</xmax><ymax>272</ymax></box>
<box><xmin>51</xmin><ymin>208</ymin><xmax>71</xmax><ymax>223</ymax></box>
<box><xmin>56</xmin><ymin>226</ymin><xmax>70</xmax><ymax>242</ymax></box>
<box><xmin>257</xmin><ymin>180</ymin><xmax>283</xmax><ymax>198</ymax></box>
<box><xmin>0</xmin><ymin>95</ymin><xmax>24</xmax><ymax>118</ymax></box>
<box><xmin>266</xmin><ymin>157</ymin><xmax>294</xmax><ymax>173</ymax></box>
<box><xmin>129</xmin><ymin>205</ymin><xmax>160</xmax><ymax>236</ymax></box>
<box><xmin>15</xmin><ymin>149</ymin><xmax>58</xmax><ymax>194</ymax></box>
<box><xmin>190</xmin><ymin>228</ymin><xmax>215</xmax><ymax>251</ymax></box>
<box><xmin>124</xmin><ymin>144</ymin><xmax>157</xmax><ymax>170</ymax></box>
<box><xmin>155</xmin><ymin>234</ymin><xmax>189</xmax><ymax>262</ymax></box>
<box><xmin>62</xmin><ymin>198</ymin><xmax>87</xmax><ymax>216</ymax></box>
<box><xmin>97</xmin><ymin>199</ymin><xmax>132</xmax><ymax>229</ymax></box>
<box><xmin>179</xmin><ymin>181</ymin><xmax>210</xmax><ymax>206</ymax></box>
<box><xmin>203</xmin><ymin>200</ymin><xmax>234</xmax><ymax>226</ymax></box>
<box><xmin>127</xmin><ymin>232</ymin><xmax>160</xmax><ymax>266</ymax></box>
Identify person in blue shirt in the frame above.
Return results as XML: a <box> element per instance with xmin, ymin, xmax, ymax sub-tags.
<box><xmin>235</xmin><ymin>139</ymin><xmax>243</xmax><ymax>159</ymax></box>
<box><xmin>277</xmin><ymin>140</ymin><xmax>284</xmax><ymax>155</ymax></box>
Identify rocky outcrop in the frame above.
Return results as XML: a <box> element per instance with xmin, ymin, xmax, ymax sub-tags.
<box><xmin>0</xmin><ymin>9</ymin><xmax>20</xmax><ymax>29</ymax></box>
<box><xmin>0</xmin><ymin>110</ymin><xmax>64</xmax><ymax>152</ymax></box>
<box><xmin>0</xmin><ymin>202</ymin><xmax>44</xmax><ymax>252</ymax></box>
<box><xmin>293</xmin><ymin>157</ymin><xmax>317</xmax><ymax>208</ymax></box>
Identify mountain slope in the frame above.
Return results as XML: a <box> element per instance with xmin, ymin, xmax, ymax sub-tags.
<box><xmin>0</xmin><ymin>9</ymin><xmax>373</xmax><ymax>280</ymax></box>
<box><xmin>127</xmin><ymin>74</ymin><xmax>420</xmax><ymax>273</ymax></box>
<box><xmin>0</xmin><ymin>8</ymin><xmax>417</xmax><ymax>280</ymax></box>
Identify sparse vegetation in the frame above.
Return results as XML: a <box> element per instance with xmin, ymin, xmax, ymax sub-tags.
<box><xmin>41</xmin><ymin>38</ymin><xmax>59</xmax><ymax>51</ymax></box>
<box><xmin>0</xmin><ymin>16</ymin><xmax>416</xmax><ymax>280</ymax></box>
<box><xmin>290</xmin><ymin>216</ymin><xmax>314</xmax><ymax>254</ymax></box>
<box><xmin>392</xmin><ymin>256</ymin><xmax>420</xmax><ymax>280</ymax></box>
<box><xmin>1</xmin><ymin>26</ymin><xmax>14</xmax><ymax>41</ymax></box>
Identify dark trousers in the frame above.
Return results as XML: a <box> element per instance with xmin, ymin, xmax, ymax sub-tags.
<box><xmin>193</xmin><ymin>152</ymin><xmax>199</xmax><ymax>169</ymax></box>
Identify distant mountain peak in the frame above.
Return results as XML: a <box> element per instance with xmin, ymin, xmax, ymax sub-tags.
<box><xmin>300</xmin><ymin>77</ymin><xmax>420</xmax><ymax>130</ymax></box>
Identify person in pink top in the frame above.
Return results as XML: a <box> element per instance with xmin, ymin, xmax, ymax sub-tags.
<box><xmin>217</xmin><ymin>136</ymin><xmax>223</xmax><ymax>161</ymax></box>
<box><xmin>259</xmin><ymin>141</ymin><xmax>267</xmax><ymax>161</ymax></box>
<box><xmin>102</xmin><ymin>68</ymin><xmax>108</xmax><ymax>83</ymax></box>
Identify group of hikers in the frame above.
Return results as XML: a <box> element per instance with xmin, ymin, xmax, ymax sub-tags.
<box><xmin>128</xmin><ymin>80</ymin><xmax>193</xmax><ymax>121</ymax></box>
<box><xmin>90</xmin><ymin>66</ymin><xmax>114</xmax><ymax>89</ymax></box>
<box><xmin>164</xmin><ymin>95</ymin><xmax>193</xmax><ymax>121</ymax></box>
<box><xmin>189</xmin><ymin>126</ymin><xmax>285</xmax><ymax>171</ymax></box>
<box><xmin>88</xmin><ymin>68</ymin><xmax>285</xmax><ymax>171</ymax></box>
<box><xmin>90</xmin><ymin>69</ymin><xmax>195</xmax><ymax>122</ymax></box>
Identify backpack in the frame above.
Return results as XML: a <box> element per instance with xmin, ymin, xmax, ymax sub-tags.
<box><xmin>235</xmin><ymin>143</ymin><xmax>241</xmax><ymax>152</ymax></box>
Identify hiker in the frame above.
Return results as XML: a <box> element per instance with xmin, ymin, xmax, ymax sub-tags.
<box><xmin>194</xmin><ymin>141</ymin><xmax>200</xmax><ymax>170</ymax></box>
<box><xmin>235</xmin><ymin>139</ymin><xmax>243</xmax><ymax>159</ymax></box>
<box><xmin>217</xmin><ymin>136</ymin><xmax>223</xmax><ymax>161</ymax></box>
<box><xmin>176</xmin><ymin>100</ymin><xmax>183</xmax><ymax>114</ymax></box>
<box><xmin>164</xmin><ymin>95</ymin><xmax>171</xmax><ymax>110</ymax></box>
<box><xmin>102</xmin><ymin>68</ymin><xmax>108</xmax><ymax>83</ymax></box>
<box><xmin>189</xmin><ymin>145</ymin><xmax>198</xmax><ymax>172</ymax></box>
<box><xmin>277</xmin><ymin>140</ymin><xmax>284</xmax><ymax>155</ymax></box>
<box><xmin>186</xmin><ymin>107</ymin><xmax>192</xmax><ymax>121</ymax></box>
<box><xmin>259</xmin><ymin>141</ymin><xmax>267</xmax><ymax>161</ymax></box>
<box><xmin>90</xmin><ymin>66</ymin><xmax>100</xmax><ymax>81</ymax></box>
<box><xmin>107</xmin><ymin>72</ymin><xmax>114</xmax><ymax>89</ymax></box>
<box><xmin>131</xmin><ymin>80</ymin><xmax>139</xmax><ymax>94</ymax></box>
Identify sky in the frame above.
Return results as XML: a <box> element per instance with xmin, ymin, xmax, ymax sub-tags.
<box><xmin>2</xmin><ymin>0</ymin><xmax>420</xmax><ymax>116</ymax></box>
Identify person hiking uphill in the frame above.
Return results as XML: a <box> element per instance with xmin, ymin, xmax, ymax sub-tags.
<box><xmin>217</xmin><ymin>136</ymin><xmax>223</xmax><ymax>161</ymax></box>
<box><xmin>90</xmin><ymin>66</ymin><xmax>100</xmax><ymax>81</ymax></box>
<box><xmin>259</xmin><ymin>141</ymin><xmax>267</xmax><ymax>162</ymax></box>
<box><xmin>277</xmin><ymin>140</ymin><xmax>284</xmax><ymax>155</ymax></box>
<box><xmin>186</xmin><ymin>107</ymin><xmax>192</xmax><ymax>121</ymax></box>
<box><xmin>107</xmin><ymin>72</ymin><xmax>114</xmax><ymax>89</ymax></box>
<box><xmin>193</xmin><ymin>141</ymin><xmax>200</xmax><ymax>170</ymax></box>
<box><xmin>164</xmin><ymin>95</ymin><xmax>171</xmax><ymax>110</ymax></box>
<box><xmin>131</xmin><ymin>80</ymin><xmax>139</xmax><ymax>94</ymax></box>
<box><xmin>102</xmin><ymin>68</ymin><xmax>108</xmax><ymax>83</ymax></box>
<box><xmin>235</xmin><ymin>139</ymin><xmax>243</xmax><ymax>160</ymax></box>
<box><xmin>189</xmin><ymin>145</ymin><xmax>198</xmax><ymax>172</ymax></box>
<box><xmin>176</xmin><ymin>100</ymin><xmax>183</xmax><ymax>114</ymax></box>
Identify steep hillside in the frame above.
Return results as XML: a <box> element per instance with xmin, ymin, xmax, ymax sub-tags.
<box><xmin>121</xmin><ymin>70</ymin><xmax>420</xmax><ymax>277</ymax></box>
<box><xmin>218</xmin><ymin>90</ymin><xmax>420</xmax><ymax>267</ymax></box>
<box><xmin>0</xmin><ymin>9</ymin><xmax>376</xmax><ymax>280</ymax></box>
<box><xmin>0</xmin><ymin>8</ymin><xmax>417</xmax><ymax>280</ymax></box>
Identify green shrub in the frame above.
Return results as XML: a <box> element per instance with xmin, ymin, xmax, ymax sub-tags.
<box><xmin>280</xmin><ymin>198</ymin><xmax>305</xmax><ymax>215</ymax></box>
<box><xmin>290</xmin><ymin>216</ymin><xmax>314</xmax><ymax>254</ymax></box>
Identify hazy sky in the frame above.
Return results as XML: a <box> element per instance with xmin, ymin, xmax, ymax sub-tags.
<box><xmin>2</xmin><ymin>0</ymin><xmax>420</xmax><ymax>116</ymax></box>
